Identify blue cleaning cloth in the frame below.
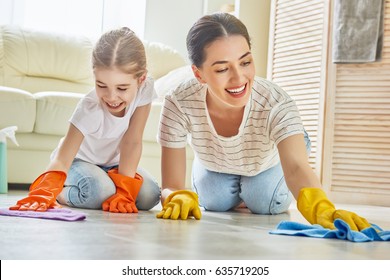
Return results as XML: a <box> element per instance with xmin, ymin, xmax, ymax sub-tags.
<box><xmin>270</xmin><ymin>219</ymin><xmax>390</xmax><ymax>242</ymax></box>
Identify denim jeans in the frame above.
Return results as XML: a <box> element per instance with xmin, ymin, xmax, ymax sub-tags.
<box><xmin>192</xmin><ymin>131</ymin><xmax>311</xmax><ymax>214</ymax></box>
<box><xmin>57</xmin><ymin>159</ymin><xmax>161</xmax><ymax>210</ymax></box>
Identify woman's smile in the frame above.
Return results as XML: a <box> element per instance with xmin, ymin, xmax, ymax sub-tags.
<box><xmin>225</xmin><ymin>83</ymin><xmax>247</xmax><ymax>98</ymax></box>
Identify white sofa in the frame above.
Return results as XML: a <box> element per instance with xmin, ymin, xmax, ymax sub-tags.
<box><xmin>0</xmin><ymin>25</ymin><xmax>194</xmax><ymax>187</ymax></box>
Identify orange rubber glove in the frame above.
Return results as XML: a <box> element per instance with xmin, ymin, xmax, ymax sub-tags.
<box><xmin>156</xmin><ymin>190</ymin><xmax>202</xmax><ymax>220</ymax></box>
<box><xmin>102</xmin><ymin>168</ymin><xmax>143</xmax><ymax>213</ymax></box>
<box><xmin>9</xmin><ymin>171</ymin><xmax>67</xmax><ymax>212</ymax></box>
<box><xmin>297</xmin><ymin>187</ymin><xmax>370</xmax><ymax>231</ymax></box>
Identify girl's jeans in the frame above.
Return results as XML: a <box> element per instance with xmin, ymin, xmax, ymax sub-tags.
<box><xmin>192</xmin><ymin>132</ymin><xmax>311</xmax><ymax>214</ymax></box>
<box><xmin>57</xmin><ymin>159</ymin><xmax>160</xmax><ymax>210</ymax></box>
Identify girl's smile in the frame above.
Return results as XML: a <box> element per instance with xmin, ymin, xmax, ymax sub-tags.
<box><xmin>94</xmin><ymin>67</ymin><xmax>142</xmax><ymax>117</ymax></box>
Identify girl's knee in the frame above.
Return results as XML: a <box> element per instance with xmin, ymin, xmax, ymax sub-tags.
<box><xmin>136</xmin><ymin>178</ymin><xmax>161</xmax><ymax>210</ymax></box>
<box><xmin>66</xmin><ymin>175</ymin><xmax>115</xmax><ymax>209</ymax></box>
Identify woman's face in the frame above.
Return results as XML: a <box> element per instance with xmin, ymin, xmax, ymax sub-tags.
<box><xmin>94</xmin><ymin>67</ymin><xmax>144</xmax><ymax>117</ymax></box>
<box><xmin>193</xmin><ymin>35</ymin><xmax>255</xmax><ymax>109</ymax></box>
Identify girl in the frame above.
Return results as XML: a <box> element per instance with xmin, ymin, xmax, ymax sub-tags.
<box><xmin>11</xmin><ymin>27</ymin><xmax>160</xmax><ymax>213</ymax></box>
<box><xmin>156</xmin><ymin>13</ymin><xmax>370</xmax><ymax>231</ymax></box>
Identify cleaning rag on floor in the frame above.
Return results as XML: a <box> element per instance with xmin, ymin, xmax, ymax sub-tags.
<box><xmin>270</xmin><ymin>219</ymin><xmax>390</xmax><ymax>242</ymax></box>
<box><xmin>0</xmin><ymin>208</ymin><xmax>86</xmax><ymax>221</ymax></box>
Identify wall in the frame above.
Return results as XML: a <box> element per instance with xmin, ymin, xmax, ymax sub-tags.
<box><xmin>0</xmin><ymin>0</ymin><xmax>270</xmax><ymax>75</ymax></box>
<box><xmin>144</xmin><ymin>0</ymin><xmax>204</xmax><ymax>62</ymax></box>
<box><xmin>237</xmin><ymin>0</ymin><xmax>271</xmax><ymax>78</ymax></box>
<box><xmin>144</xmin><ymin>0</ymin><xmax>271</xmax><ymax>76</ymax></box>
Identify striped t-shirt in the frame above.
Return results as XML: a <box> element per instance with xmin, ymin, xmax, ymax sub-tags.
<box><xmin>157</xmin><ymin>77</ymin><xmax>304</xmax><ymax>176</ymax></box>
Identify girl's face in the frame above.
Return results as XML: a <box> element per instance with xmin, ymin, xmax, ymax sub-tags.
<box><xmin>192</xmin><ymin>35</ymin><xmax>255</xmax><ymax>109</ymax></box>
<box><xmin>94</xmin><ymin>67</ymin><xmax>145</xmax><ymax>117</ymax></box>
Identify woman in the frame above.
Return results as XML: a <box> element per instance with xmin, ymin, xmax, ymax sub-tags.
<box><xmin>156</xmin><ymin>13</ymin><xmax>369</xmax><ymax>231</ymax></box>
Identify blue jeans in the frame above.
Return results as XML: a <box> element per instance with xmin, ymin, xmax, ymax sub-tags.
<box><xmin>192</xmin><ymin>132</ymin><xmax>311</xmax><ymax>214</ymax></box>
<box><xmin>57</xmin><ymin>159</ymin><xmax>161</xmax><ymax>210</ymax></box>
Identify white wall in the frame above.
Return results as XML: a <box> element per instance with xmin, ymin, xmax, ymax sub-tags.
<box><xmin>143</xmin><ymin>0</ymin><xmax>204</xmax><ymax>61</ymax></box>
<box><xmin>237</xmin><ymin>0</ymin><xmax>271</xmax><ymax>78</ymax></box>
<box><xmin>203</xmin><ymin>0</ymin><xmax>235</xmax><ymax>14</ymax></box>
<box><xmin>102</xmin><ymin>0</ymin><xmax>147</xmax><ymax>38</ymax></box>
<box><xmin>143</xmin><ymin>0</ymin><xmax>271</xmax><ymax>76</ymax></box>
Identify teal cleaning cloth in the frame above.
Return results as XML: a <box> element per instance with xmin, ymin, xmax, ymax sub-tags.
<box><xmin>270</xmin><ymin>219</ymin><xmax>390</xmax><ymax>242</ymax></box>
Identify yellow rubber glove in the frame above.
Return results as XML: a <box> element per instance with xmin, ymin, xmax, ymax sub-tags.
<box><xmin>156</xmin><ymin>190</ymin><xmax>202</xmax><ymax>220</ymax></box>
<box><xmin>9</xmin><ymin>171</ymin><xmax>67</xmax><ymax>212</ymax></box>
<box><xmin>297</xmin><ymin>187</ymin><xmax>370</xmax><ymax>231</ymax></box>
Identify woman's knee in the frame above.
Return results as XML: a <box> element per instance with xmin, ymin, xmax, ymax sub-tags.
<box><xmin>249</xmin><ymin>187</ymin><xmax>292</xmax><ymax>215</ymax></box>
<box><xmin>245</xmin><ymin>183</ymin><xmax>292</xmax><ymax>214</ymax></box>
<box><xmin>200</xmin><ymin>195</ymin><xmax>238</xmax><ymax>212</ymax></box>
<box><xmin>193</xmin><ymin>175</ymin><xmax>241</xmax><ymax>212</ymax></box>
<box><xmin>240</xmin><ymin>167</ymin><xmax>292</xmax><ymax>214</ymax></box>
<box><xmin>270</xmin><ymin>189</ymin><xmax>292</xmax><ymax>214</ymax></box>
<box><xmin>192</xmin><ymin>167</ymin><xmax>242</xmax><ymax>212</ymax></box>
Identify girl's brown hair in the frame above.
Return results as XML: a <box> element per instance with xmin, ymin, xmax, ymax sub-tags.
<box><xmin>92</xmin><ymin>27</ymin><xmax>146</xmax><ymax>78</ymax></box>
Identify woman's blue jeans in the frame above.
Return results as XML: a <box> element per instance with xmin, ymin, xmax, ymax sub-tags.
<box><xmin>57</xmin><ymin>159</ymin><xmax>161</xmax><ymax>210</ymax></box>
<box><xmin>192</xmin><ymin>132</ymin><xmax>311</xmax><ymax>214</ymax></box>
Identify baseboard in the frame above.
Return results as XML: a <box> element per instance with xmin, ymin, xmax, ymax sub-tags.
<box><xmin>8</xmin><ymin>183</ymin><xmax>29</xmax><ymax>191</ymax></box>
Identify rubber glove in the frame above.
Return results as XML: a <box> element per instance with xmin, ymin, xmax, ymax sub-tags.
<box><xmin>156</xmin><ymin>190</ymin><xmax>202</xmax><ymax>220</ymax></box>
<box><xmin>9</xmin><ymin>171</ymin><xmax>67</xmax><ymax>212</ymax></box>
<box><xmin>102</xmin><ymin>168</ymin><xmax>143</xmax><ymax>213</ymax></box>
<box><xmin>297</xmin><ymin>187</ymin><xmax>370</xmax><ymax>231</ymax></box>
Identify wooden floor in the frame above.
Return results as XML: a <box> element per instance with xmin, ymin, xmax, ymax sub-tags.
<box><xmin>1</xmin><ymin>190</ymin><xmax>390</xmax><ymax>260</ymax></box>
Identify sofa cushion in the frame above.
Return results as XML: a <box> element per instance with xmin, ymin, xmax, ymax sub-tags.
<box><xmin>34</xmin><ymin>91</ymin><xmax>84</xmax><ymax>136</ymax></box>
<box><xmin>154</xmin><ymin>65</ymin><xmax>193</xmax><ymax>101</ymax></box>
<box><xmin>0</xmin><ymin>86</ymin><xmax>36</xmax><ymax>132</ymax></box>
<box><xmin>143</xmin><ymin>102</ymin><xmax>162</xmax><ymax>142</ymax></box>
<box><xmin>144</xmin><ymin>41</ymin><xmax>187</xmax><ymax>79</ymax></box>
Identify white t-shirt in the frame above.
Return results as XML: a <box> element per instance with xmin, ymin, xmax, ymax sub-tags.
<box><xmin>158</xmin><ymin>77</ymin><xmax>304</xmax><ymax>176</ymax></box>
<box><xmin>52</xmin><ymin>76</ymin><xmax>156</xmax><ymax>166</ymax></box>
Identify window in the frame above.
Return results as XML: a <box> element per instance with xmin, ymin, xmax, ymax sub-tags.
<box><xmin>0</xmin><ymin>0</ymin><xmax>146</xmax><ymax>40</ymax></box>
